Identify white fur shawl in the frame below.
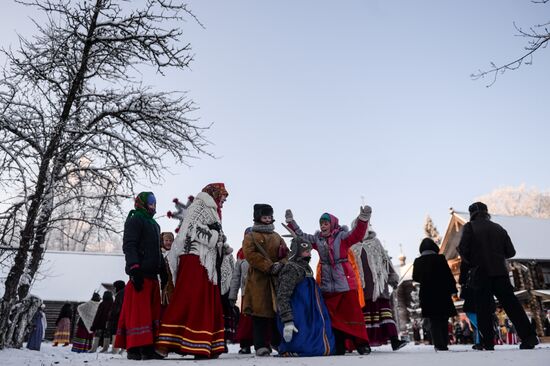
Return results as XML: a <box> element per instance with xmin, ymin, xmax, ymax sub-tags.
<box><xmin>77</xmin><ymin>300</ymin><xmax>100</xmax><ymax>332</ymax></box>
<box><xmin>167</xmin><ymin>192</ymin><xmax>224</xmax><ymax>285</ymax></box>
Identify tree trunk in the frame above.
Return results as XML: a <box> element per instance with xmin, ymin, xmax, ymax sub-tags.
<box><xmin>0</xmin><ymin>1</ymin><xmax>103</xmax><ymax>349</ymax></box>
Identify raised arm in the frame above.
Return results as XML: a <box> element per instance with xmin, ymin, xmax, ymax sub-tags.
<box><xmin>284</xmin><ymin>209</ymin><xmax>319</xmax><ymax>248</ymax></box>
<box><xmin>341</xmin><ymin>206</ymin><xmax>372</xmax><ymax>250</ymax></box>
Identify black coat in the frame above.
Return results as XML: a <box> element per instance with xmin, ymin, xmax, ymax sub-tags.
<box><xmin>91</xmin><ymin>299</ymin><xmax>114</xmax><ymax>332</ymax></box>
<box><xmin>109</xmin><ymin>288</ymin><xmax>125</xmax><ymax>334</ymax></box>
<box><xmin>458</xmin><ymin>218</ymin><xmax>515</xmax><ymax>277</ymax></box>
<box><xmin>122</xmin><ymin>213</ymin><xmax>164</xmax><ymax>278</ymax></box>
<box><xmin>412</xmin><ymin>253</ymin><xmax>457</xmax><ymax>319</ymax></box>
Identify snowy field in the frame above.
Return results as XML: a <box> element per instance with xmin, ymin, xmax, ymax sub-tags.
<box><xmin>1</xmin><ymin>342</ymin><xmax>549</xmax><ymax>366</ymax></box>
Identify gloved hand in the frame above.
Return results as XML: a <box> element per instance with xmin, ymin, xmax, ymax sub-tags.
<box><xmin>285</xmin><ymin>209</ymin><xmax>294</xmax><ymax>223</ymax></box>
<box><xmin>358</xmin><ymin>205</ymin><xmax>372</xmax><ymax>222</ymax></box>
<box><xmin>228</xmin><ymin>298</ymin><xmax>237</xmax><ymax>308</ymax></box>
<box><xmin>129</xmin><ymin>266</ymin><xmax>144</xmax><ymax>292</ymax></box>
<box><xmin>283</xmin><ymin>322</ymin><xmax>299</xmax><ymax>343</ymax></box>
<box><xmin>207</xmin><ymin>221</ymin><xmax>222</xmax><ymax>232</ymax></box>
<box><xmin>223</xmin><ymin>243</ymin><xmax>233</xmax><ymax>255</ymax></box>
<box><xmin>270</xmin><ymin>262</ymin><xmax>284</xmax><ymax>275</ymax></box>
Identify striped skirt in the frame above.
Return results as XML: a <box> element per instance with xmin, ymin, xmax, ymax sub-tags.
<box><xmin>362</xmin><ymin>298</ymin><xmax>398</xmax><ymax>346</ymax></box>
<box><xmin>53</xmin><ymin>318</ymin><xmax>71</xmax><ymax>344</ymax></box>
<box><xmin>156</xmin><ymin>254</ymin><xmax>225</xmax><ymax>357</ymax></box>
<box><xmin>71</xmin><ymin>319</ymin><xmax>93</xmax><ymax>353</ymax></box>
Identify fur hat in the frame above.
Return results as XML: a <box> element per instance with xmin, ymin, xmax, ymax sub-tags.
<box><xmin>419</xmin><ymin>238</ymin><xmax>439</xmax><ymax>254</ymax></box>
<box><xmin>253</xmin><ymin>204</ymin><xmax>274</xmax><ymax>223</ymax></box>
<box><xmin>289</xmin><ymin>237</ymin><xmax>312</xmax><ymax>260</ymax></box>
<box><xmin>469</xmin><ymin>201</ymin><xmax>488</xmax><ymax>220</ymax></box>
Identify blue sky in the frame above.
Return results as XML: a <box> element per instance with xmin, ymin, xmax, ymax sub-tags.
<box><xmin>1</xmin><ymin>0</ymin><xmax>549</xmax><ymax>265</ymax></box>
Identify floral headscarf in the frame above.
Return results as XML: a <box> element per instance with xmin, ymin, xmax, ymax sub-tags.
<box><xmin>202</xmin><ymin>183</ymin><xmax>228</xmax><ymax>219</ymax></box>
<box><xmin>128</xmin><ymin>191</ymin><xmax>156</xmax><ymax>222</ymax></box>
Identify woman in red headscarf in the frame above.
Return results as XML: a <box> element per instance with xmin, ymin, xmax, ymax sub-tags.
<box><xmin>157</xmin><ymin>183</ymin><xmax>232</xmax><ymax>359</ymax></box>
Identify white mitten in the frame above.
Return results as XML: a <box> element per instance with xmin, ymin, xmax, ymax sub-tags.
<box><xmin>283</xmin><ymin>322</ymin><xmax>299</xmax><ymax>342</ymax></box>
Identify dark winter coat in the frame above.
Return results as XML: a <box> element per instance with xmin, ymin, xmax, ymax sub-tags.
<box><xmin>458</xmin><ymin>218</ymin><xmax>515</xmax><ymax>277</ymax></box>
<box><xmin>242</xmin><ymin>229</ymin><xmax>287</xmax><ymax>318</ymax></box>
<box><xmin>123</xmin><ymin>213</ymin><xmax>165</xmax><ymax>278</ymax></box>
<box><xmin>276</xmin><ymin>257</ymin><xmax>313</xmax><ymax>323</ymax></box>
<box><xmin>108</xmin><ymin>288</ymin><xmax>125</xmax><ymax>334</ymax></box>
<box><xmin>91</xmin><ymin>298</ymin><xmax>114</xmax><ymax>332</ymax></box>
<box><xmin>412</xmin><ymin>252</ymin><xmax>457</xmax><ymax>319</ymax></box>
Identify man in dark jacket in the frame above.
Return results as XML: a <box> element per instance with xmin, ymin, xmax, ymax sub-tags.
<box><xmin>114</xmin><ymin>192</ymin><xmax>167</xmax><ymax>360</ymax></box>
<box><xmin>458</xmin><ymin>202</ymin><xmax>539</xmax><ymax>350</ymax></box>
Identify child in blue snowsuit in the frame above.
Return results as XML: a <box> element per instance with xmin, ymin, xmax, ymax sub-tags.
<box><xmin>276</xmin><ymin>237</ymin><xmax>335</xmax><ymax>356</ymax></box>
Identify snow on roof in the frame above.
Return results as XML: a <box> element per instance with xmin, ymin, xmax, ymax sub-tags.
<box><xmin>454</xmin><ymin>211</ymin><xmax>550</xmax><ymax>260</ymax></box>
<box><xmin>1</xmin><ymin>251</ymin><xmax>127</xmax><ymax>302</ymax></box>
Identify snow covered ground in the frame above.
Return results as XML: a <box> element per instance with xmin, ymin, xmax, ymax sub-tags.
<box><xmin>1</xmin><ymin>342</ymin><xmax>549</xmax><ymax>366</ymax></box>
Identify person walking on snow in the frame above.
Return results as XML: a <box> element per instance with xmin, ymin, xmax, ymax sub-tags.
<box><xmin>276</xmin><ymin>236</ymin><xmax>336</xmax><ymax>356</ymax></box>
<box><xmin>89</xmin><ymin>291</ymin><xmax>114</xmax><ymax>352</ymax></box>
<box><xmin>27</xmin><ymin>303</ymin><xmax>47</xmax><ymax>351</ymax></box>
<box><xmin>458</xmin><ymin>201</ymin><xmax>539</xmax><ymax>350</ymax></box>
<box><xmin>412</xmin><ymin>238</ymin><xmax>457</xmax><ymax>351</ymax></box>
<box><xmin>242</xmin><ymin>204</ymin><xmax>289</xmax><ymax>357</ymax></box>
<box><xmin>71</xmin><ymin>292</ymin><xmax>101</xmax><ymax>353</ymax></box>
<box><xmin>284</xmin><ymin>206</ymin><xmax>372</xmax><ymax>355</ymax></box>
<box><xmin>157</xmin><ymin>183</ymin><xmax>232</xmax><ymax>360</ymax></box>
<box><xmin>115</xmin><ymin>192</ymin><xmax>167</xmax><ymax>360</ymax></box>
<box><xmin>53</xmin><ymin>303</ymin><xmax>72</xmax><ymax>347</ymax></box>
<box><xmin>349</xmin><ymin>225</ymin><xmax>407</xmax><ymax>351</ymax></box>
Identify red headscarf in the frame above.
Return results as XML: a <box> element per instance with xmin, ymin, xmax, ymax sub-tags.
<box><xmin>202</xmin><ymin>183</ymin><xmax>228</xmax><ymax>219</ymax></box>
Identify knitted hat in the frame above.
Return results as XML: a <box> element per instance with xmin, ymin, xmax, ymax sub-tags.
<box><xmin>253</xmin><ymin>204</ymin><xmax>274</xmax><ymax>223</ymax></box>
<box><xmin>468</xmin><ymin>201</ymin><xmax>488</xmax><ymax>220</ymax></box>
<box><xmin>319</xmin><ymin>213</ymin><xmax>331</xmax><ymax>223</ymax></box>
<box><xmin>419</xmin><ymin>238</ymin><xmax>439</xmax><ymax>254</ymax></box>
<box><xmin>289</xmin><ymin>237</ymin><xmax>312</xmax><ymax>261</ymax></box>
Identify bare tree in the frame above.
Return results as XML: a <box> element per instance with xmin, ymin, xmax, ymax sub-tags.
<box><xmin>472</xmin><ymin>0</ymin><xmax>550</xmax><ymax>86</ymax></box>
<box><xmin>0</xmin><ymin>0</ymin><xmax>209</xmax><ymax>348</ymax></box>
<box><xmin>475</xmin><ymin>184</ymin><xmax>550</xmax><ymax>218</ymax></box>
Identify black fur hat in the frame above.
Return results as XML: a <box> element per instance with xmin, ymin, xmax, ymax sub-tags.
<box><xmin>253</xmin><ymin>204</ymin><xmax>274</xmax><ymax>223</ymax></box>
<box><xmin>468</xmin><ymin>201</ymin><xmax>488</xmax><ymax>220</ymax></box>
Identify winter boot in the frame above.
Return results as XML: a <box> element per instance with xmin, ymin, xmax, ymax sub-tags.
<box><xmin>99</xmin><ymin>337</ymin><xmax>111</xmax><ymax>353</ymax></box>
<box><xmin>141</xmin><ymin>346</ymin><xmax>165</xmax><ymax>360</ymax></box>
<box><xmin>255</xmin><ymin>347</ymin><xmax>271</xmax><ymax>356</ymax></box>
<box><xmin>356</xmin><ymin>343</ymin><xmax>371</xmax><ymax>355</ymax></box>
<box><xmin>127</xmin><ymin>347</ymin><xmax>142</xmax><ymax>360</ymax></box>
<box><xmin>519</xmin><ymin>335</ymin><xmax>539</xmax><ymax>350</ymax></box>
<box><xmin>390</xmin><ymin>337</ymin><xmax>408</xmax><ymax>351</ymax></box>
<box><xmin>238</xmin><ymin>346</ymin><xmax>251</xmax><ymax>354</ymax></box>
<box><xmin>89</xmin><ymin>337</ymin><xmax>100</xmax><ymax>352</ymax></box>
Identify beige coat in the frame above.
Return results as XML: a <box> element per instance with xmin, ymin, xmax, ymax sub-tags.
<box><xmin>242</xmin><ymin>231</ymin><xmax>287</xmax><ymax>318</ymax></box>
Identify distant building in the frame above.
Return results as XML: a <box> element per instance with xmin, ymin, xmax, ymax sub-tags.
<box><xmin>440</xmin><ymin>209</ymin><xmax>550</xmax><ymax>337</ymax></box>
<box><xmin>1</xmin><ymin>250</ymin><xmax>127</xmax><ymax>340</ymax></box>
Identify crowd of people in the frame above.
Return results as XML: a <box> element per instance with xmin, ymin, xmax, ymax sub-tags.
<box><xmin>25</xmin><ymin>190</ymin><xmax>544</xmax><ymax>359</ymax></box>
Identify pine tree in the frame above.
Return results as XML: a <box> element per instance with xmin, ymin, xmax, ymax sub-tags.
<box><xmin>424</xmin><ymin>215</ymin><xmax>441</xmax><ymax>244</ymax></box>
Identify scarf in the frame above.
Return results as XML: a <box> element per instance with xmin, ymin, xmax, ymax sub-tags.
<box><xmin>251</xmin><ymin>223</ymin><xmax>275</xmax><ymax>233</ymax></box>
<box><xmin>359</xmin><ymin>231</ymin><xmax>391</xmax><ymax>302</ymax></box>
<box><xmin>421</xmin><ymin>250</ymin><xmax>438</xmax><ymax>256</ymax></box>
<box><xmin>127</xmin><ymin>192</ymin><xmax>157</xmax><ymax>223</ymax></box>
